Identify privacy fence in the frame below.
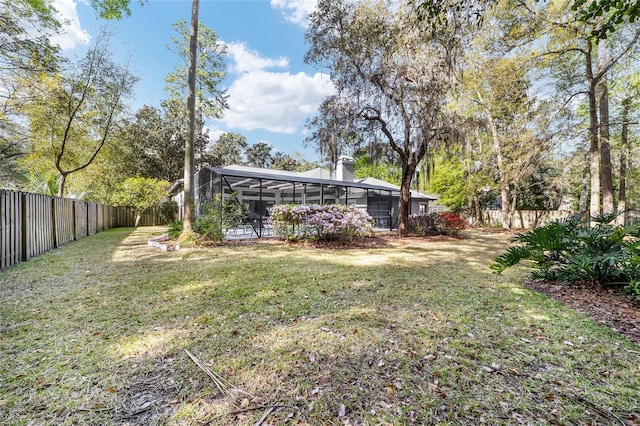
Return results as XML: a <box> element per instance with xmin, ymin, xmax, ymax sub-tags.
<box><xmin>466</xmin><ymin>209</ymin><xmax>640</xmax><ymax>229</ymax></box>
<box><xmin>0</xmin><ymin>189</ymin><xmax>164</xmax><ymax>270</ymax></box>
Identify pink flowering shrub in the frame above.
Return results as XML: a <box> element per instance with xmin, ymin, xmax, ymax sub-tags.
<box><xmin>269</xmin><ymin>204</ymin><xmax>374</xmax><ymax>241</ymax></box>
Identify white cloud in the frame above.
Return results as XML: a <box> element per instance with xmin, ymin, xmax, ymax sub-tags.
<box><xmin>50</xmin><ymin>0</ymin><xmax>91</xmax><ymax>50</ymax></box>
<box><xmin>227</xmin><ymin>42</ymin><xmax>289</xmax><ymax>73</ymax></box>
<box><xmin>218</xmin><ymin>42</ymin><xmax>335</xmax><ymax>134</ymax></box>
<box><xmin>222</xmin><ymin>71</ymin><xmax>334</xmax><ymax>133</ymax></box>
<box><xmin>270</xmin><ymin>0</ymin><xmax>318</xmax><ymax>27</ymax></box>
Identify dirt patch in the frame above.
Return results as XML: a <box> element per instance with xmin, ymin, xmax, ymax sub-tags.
<box><xmin>524</xmin><ymin>279</ymin><xmax>640</xmax><ymax>346</ymax></box>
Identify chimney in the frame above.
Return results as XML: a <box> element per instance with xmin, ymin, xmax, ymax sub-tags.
<box><xmin>336</xmin><ymin>156</ymin><xmax>354</xmax><ymax>182</ymax></box>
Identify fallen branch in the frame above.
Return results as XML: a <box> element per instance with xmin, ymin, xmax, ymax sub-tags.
<box><xmin>253</xmin><ymin>402</ymin><xmax>278</xmax><ymax>426</ymax></box>
<box><xmin>199</xmin><ymin>403</ymin><xmax>302</xmax><ymax>425</ymax></box>
<box><xmin>184</xmin><ymin>348</ymin><xmax>252</xmax><ymax>397</ymax></box>
<box><xmin>559</xmin><ymin>392</ymin><xmax>626</xmax><ymax>426</ymax></box>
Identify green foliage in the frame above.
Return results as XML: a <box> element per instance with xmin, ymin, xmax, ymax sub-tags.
<box><xmin>245</xmin><ymin>142</ymin><xmax>273</xmax><ymax>168</ymax></box>
<box><xmin>624</xmin><ymin>279</ymin><xmax>640</xmax><ymax>301</ymax></box>
<box><xmin>205</xmin><ymin>133</ymin><xmax>247</xmax><ymax>167</ymax></box>
<box><xmin>90</xmin><ymin>0</ymin><xmax>134</xmax><ymax>19</ymax></box>
<box><xmin>194</xmin><ymin>194</ymin><xmax>247</xmax><ymax>242</ymax></box>
<box><xmin>165</xmin><ymin>19</ymin><xmax>228</xmax><ymax>119</ymax></box>
<box><xmin>427</xmin><ymin>156</ymin><xmax>469</xmax><ymax>212</ymax></box>
<box><xmin>116</xmin><ymin>104</ymin><xmax>186</xmax><ymax>182</ymax></box>
<box><xmin>408</xmin><ymin>213</ymin><xmax>445</xmax><ymax>235</ymax></box>
<box><xmin>271</xmin><ymin>152</ymin><xmax>301</xmax><ymax>171</ymax></box>
<box><xmin>572</xmin><ymin>0</ymin><xmax>640</xmax><ymax>39</ymax></box>
<box><xmin>168</xmin><ymin>220</ymin><xmax>183</xmax><ymax>239</ymax></box>
<box><xmin>354</xmin><ymin>154</ymin><xmax>402</xmax><ymax>186</ymax></box>
<box><xmin>21</xmin><ymin>166</ymin><xmax>61</xmax><ymax>196</ymax></box>
<box><xmin>492</xmin><ymin>213</ymin><xmax>640</xmax><ymax>288</ymax></box>
<box><xmin>112</xmin><ymin>176</ymin><xmax>171</xmax><ymax>226</ymax></box>
<box><xmin>157</xmin><ymin>200</ymin><xmax>178</xmax><ymax>223</ymax></box>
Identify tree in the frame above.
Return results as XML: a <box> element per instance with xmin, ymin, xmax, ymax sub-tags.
<box><xmin>22</xmin><ymin>33</ymin><xmax>137</xmax><ymax>197</ymax></box>
<box><xmin>165</xmin><ymin>19</ymin><xmax>228</xmax><ymax>120</ymax></box>
<box><xmin>116</xmin><ymin>105</ymin><xmax>182</xmax><ymax>182</ymax></box>
<box><xmin>271</xmin><ymin>152</ymin><xmax>301</xmax><ymax>171</ymax></box>
<box><xmin>353</xmin><ymin>149</ymin><xmax>402</xmax><ymax>186</ymax></box>
<box><xmin>183</xmin><ymin>0</ymin><xmax>199</xmax><ymax>233</ymax></box>
<box><xmin>112</xmin><ymin>176</ymin><xmax>170</xmax><ymax>226</ymax></box>
<box><xmin>304</xmin><ymin>95</ymin><xmax>361</xmax><ymax>169</ymax></box>
<box><xmin>479</xmin><ymin>0</ymin><xmax>639</xmax><ymax>219</ymax></box>
<box><xmin>305</xmin><ymin>0</ymin><xmax>461</xmax><ymax>235</ymax></box>
<box><xmin>571</xmin><ymin>0</ymin><xmax>640</xmax><ymax>39</ymax></box>
<box><xmin>115</xmin><ymin>100</ymin><xmax>212</xmax><ymax>183</ymax></box>
<box><xmin>163</xmin><ymin>6</ymin><xmax>228</xmax><ymax>235</ymax></box>
<box><xmin>464</xmin><ymin>48</ymin><xmax>554</xmax><ymax>228</ymax></box>
<box><xmin>89</xmin><ymin>0</ymin><xmax>139</xmax><ymax>19</ymax></box>
<box><xmin>413</xmin><ymin>0</ymin><xmax>640</xmax><ymax>39</ymax></box>
<box><xmin>0</xmin><ymin>0</ymin><xmax>62</xmax><ymax>185</ymax></box>
<box><xmin>245</xmin><ymin>142</ymin><xmax>273</xmax><ymax>168</ymax></box>
<box><xmin>543</xmin><ymin>8</ymin><xmax>639</xmax><ymax>217</ymax></box>
<box><xmin>610</xmin><ymin>63</ymin><xmax>640</xmax><ymax>224</ymax></box>
<box><xmin>205</xmin><ymin>132</ymin><xmax>247</xmax><ymax>167</ymax></box>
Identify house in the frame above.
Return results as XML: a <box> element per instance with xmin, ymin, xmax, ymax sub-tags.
<box><xmin>170</xmin><ymin>157</ymin><xmax>436</xmax><ymax>236</ymax></box>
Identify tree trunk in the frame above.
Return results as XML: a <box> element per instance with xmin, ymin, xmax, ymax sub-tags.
<box><xmin>484</xmin><ymin>104</ymin><xmax>510</xmax><ymax>230</ymax></box>
<box><xmin>509</xmin><ymin>185</ymin><xmax>518</xmax><ymax>228</ymax></box>
<box><xmin>617</xmin><ymin>97</ymin><xmax>630</xmax><ymax>225</ymax></box>
<box><xmin>182</xmin><ymin>0</ymin><xmax>199</xmax><ymax>233</ymax></box>
<box><xmin>135</xmin><ymin>211</ymin><xmax>141</xmax><ymax>227</ymax></box>
<box><xmin>578</xmin><ymin>148</ymin><xmax>589</xmax><ymax>213</ymax></box>
<box><xmin>598</xmin><ymin>41</ymin><xmax>614</xmax><ymax>215</ymax></box>
<box><xmin>398</xmin><ymin>163</ymin><xmax>415</xmax><ymax>236</ymax></box>
<box><xmin>57</xmin><ymin>173</ymin><xmax>67</xmax><ymax>198</ymax></box>
<box><xmin>473</xmin><ymin>193</ymin><xmax>483</xmax><ymax>226</ymax></box>
<box><xmin>585</xmin><ymin>41</ymin><xmax>600</xmax><ymax>220</ymax></box>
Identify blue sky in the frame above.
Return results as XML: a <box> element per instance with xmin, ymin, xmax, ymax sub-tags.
<box><xmin>51</xmin><ymin>0</ymin><xmax>334</xmax><ymax>162</ymax></box>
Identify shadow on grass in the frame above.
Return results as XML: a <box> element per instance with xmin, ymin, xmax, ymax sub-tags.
<box><xmin>1</xmin><ymin>227</ymin><xmax>639</xmax><ymax>425</ymax></box>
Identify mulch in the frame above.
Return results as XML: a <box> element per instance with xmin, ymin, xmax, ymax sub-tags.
<box><xmin>524</xmin><ymin>279</ymin><xmax>640</xmax><ymax>346</ymax></box>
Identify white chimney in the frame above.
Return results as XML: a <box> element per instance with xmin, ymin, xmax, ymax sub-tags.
<box><xmin>336</xmin><ymin>156</ymin><xmax>354</xmax><ymax>182</ymax></box>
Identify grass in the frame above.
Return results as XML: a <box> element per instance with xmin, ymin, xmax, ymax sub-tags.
<box><xmin>0</xmin><ymin>227</ymin><xmax>639</xmax><ymax>425</ymax></box>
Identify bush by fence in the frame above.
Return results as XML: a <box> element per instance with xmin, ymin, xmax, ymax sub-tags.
<box><xmin>1</xmin><ymin>189</ymin><xmax>164</xmax><ymax>270</ymax></box>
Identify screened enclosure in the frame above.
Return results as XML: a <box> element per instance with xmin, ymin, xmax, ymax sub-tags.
<box><xmin>173</xmin><ymin>165</ymin><xmax>434</xmax><ymax>238</ymax></box>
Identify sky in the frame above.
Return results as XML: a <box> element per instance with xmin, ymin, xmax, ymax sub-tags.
<box><xmin>50</xmin><ymin>0</ymin><xmax>334</xmax><ymax>162</ymax></box>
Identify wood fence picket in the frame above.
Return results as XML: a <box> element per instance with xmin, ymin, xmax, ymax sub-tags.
<box><xmin>0</xmin><ymin>189</ymin><xmax>166</xmax><ymax>270</ymax></box>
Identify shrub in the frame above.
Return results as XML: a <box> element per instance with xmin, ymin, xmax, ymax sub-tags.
<box><xmin>168</xmin><ymin>220</ymin><xmax>183</xmax><ymax>239</ymax></box>
<box><xmin>408</xmin><ymin>213</ymin><xmax>445</xmax><ymax>236</ymax></box>
<box><xmin>158</xmin><ymin>200</ymin><xmax>178</xmax><ymax>223</ymax></box>
<box><xmin>270</xmin><ymin>204</ymin><xmax>374</xmax><ymax>241</ymax></box>
<box><xmin>491</xmin><ymin>213</ymin><xmax>640</xmax><ymax>293</ymax></box>
<box><xmin>439</xmin><ymin>212</ymin><xmax>467</xmax><ymax>236</ymax></box>
<box><xmin>408</xmin><ymin>212</ymin><xmax>467</xmax><ymax>236</ymax></box>
<box><xmin>194</xmin><ymin>194</ymin><xmax>247</xmax><ymax>242</ymax></box>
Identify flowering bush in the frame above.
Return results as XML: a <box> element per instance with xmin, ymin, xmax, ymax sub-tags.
<box><xmin>408</xmin><ymin>212</ymin><xmax>467</xmax><ymax>236</ymax></box>
<box><xmin>269</xmin><ymin>204</ymin><xmax>374</xmax><ymax>241</ymax></box>
<box><xmin>439</xmin><ymin>212</ymin><xmax>467</xmax><ymax>236</ymax></box>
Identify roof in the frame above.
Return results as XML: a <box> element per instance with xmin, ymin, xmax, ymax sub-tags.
<box><xmin>205</xmin><ymin>166</ymin><xmax>399</xmax><ymax>192</ymax></box>
<box><xmin>172</xmin><ymin>164</ymin><xmax>437</xmax><ymax>201</ymax></box>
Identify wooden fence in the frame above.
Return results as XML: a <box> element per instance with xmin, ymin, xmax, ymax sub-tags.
<box><xmin>0</xmin><ymin>189</ymin><xmax>165</xmax><ymax>270</ymax></box>
<box><xmin>466</xmin><ymin>209</ymin><xmax>640</xmax><ymax>229</ymax></box>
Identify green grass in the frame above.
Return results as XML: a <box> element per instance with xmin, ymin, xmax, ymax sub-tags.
<box><xmin>1</xmin><ymin>227</ymin><xmax>639</xmax><ymax>425</ymax></box>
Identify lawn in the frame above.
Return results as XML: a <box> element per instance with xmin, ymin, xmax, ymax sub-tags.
<box><xmin>1</xmin><ymin>227</ymin><xmax>639</xmax><ymax>425</ymax></box>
